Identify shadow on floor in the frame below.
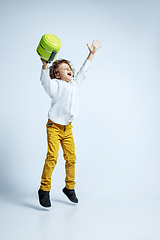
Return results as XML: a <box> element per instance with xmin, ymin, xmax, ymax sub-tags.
<box><xmin>20</xmin><ymin>202</ymin><xmax>50</xmax><ymax>211</ymax></box>
<box><xmin>52</xmin><ymin>198</ymin><xmax>77</xmax><ymax>206</ymax></box>
<box><xmin>0</xmin><ymin>193</ymin><xmax>49</xmax><ymax>211</ymax></box>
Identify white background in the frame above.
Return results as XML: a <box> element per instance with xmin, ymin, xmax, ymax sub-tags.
<box><xmin>0</xmin><ymin>0</ymin><xmax>160</xmax><ymax>239</ymax></box>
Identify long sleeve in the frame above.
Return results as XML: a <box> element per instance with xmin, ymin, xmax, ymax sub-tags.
<box><xmin>74</xmin><ymin>59</ymin><xmax>91</xmax><ymax>86</ymax></box>
<box><xmin>40</xmin><ymin>68</ymin><xmax>58</xmax><ymax>98</ymax></box>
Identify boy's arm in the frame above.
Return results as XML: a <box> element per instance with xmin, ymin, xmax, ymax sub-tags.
<box><xmin>41</xmin><ymin>58</ymin><xmax>48</xmax><ymax>70</ymax></box>
<box><xmin>40</xmin><ymin>58</ymin><xmax>58</xmax><ymax>98</ymax></box>
<box><xmin>74</xmin><ymin>40</ymin><xmax>101</xmax><ymax>85</ymax></box>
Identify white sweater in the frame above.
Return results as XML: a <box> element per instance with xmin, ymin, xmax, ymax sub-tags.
<box><xmin>40</xmin><ymin>59</ymin><xmax>91</xmax><ymax>125</ymax></box>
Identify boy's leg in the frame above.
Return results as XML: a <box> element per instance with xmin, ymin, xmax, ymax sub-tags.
<box><xmin>61</xmin><ymin>123</ymin><xmax>76</xmax><ymax>190</ymax></box>
<box><xmin>40</xmin><ymin>121</ymin><xmax>60</xmax><ymax>191</ymax></box>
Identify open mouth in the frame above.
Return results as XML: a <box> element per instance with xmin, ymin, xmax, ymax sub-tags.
<box><xmin>67</xmin><ymin>72</ymin><xmax>72</xmax><ymax>77</ymax></box>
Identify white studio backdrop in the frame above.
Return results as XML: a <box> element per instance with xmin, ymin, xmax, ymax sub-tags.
<box><xmin>0</xmin><ymin>0</ymin><xmax>160</xmax><ymax>200</ymax></box>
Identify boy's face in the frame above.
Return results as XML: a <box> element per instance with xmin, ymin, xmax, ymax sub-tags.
<box><xmin>55</xmin><ymin>63</ymin><xmax>73</xmax><ymax>82</ymax></box>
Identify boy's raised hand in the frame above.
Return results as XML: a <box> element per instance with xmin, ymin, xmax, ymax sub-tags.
<box><xmin>40</xmin><ymin>58</ymin><xmax>48</xmax><ymax>70</ymax></box>
<box><xmin>87</xmin><ymin>40</ymin><xmax>101</xmax><ymax>54</ymax></box>
<box><xmin>87</xmin><ymin>40</ymin><xmax>101</xmax><ymax>61</ymax></box>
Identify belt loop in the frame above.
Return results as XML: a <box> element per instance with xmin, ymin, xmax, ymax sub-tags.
<box><xmin>64</xmin><ymin>126</ymin><xmax>66</xmax><ymax>131</ymax></box>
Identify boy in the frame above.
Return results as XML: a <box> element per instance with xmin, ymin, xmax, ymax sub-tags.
<box><xmin>38</xmin><ymin>40</ymin><xmax>101</xmax><ymax>207</ymax></box>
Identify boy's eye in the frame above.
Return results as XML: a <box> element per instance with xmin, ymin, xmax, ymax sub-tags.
<box><xmin>63</xmin><ymin>67</ymin><xmax>71</xmax><ymax>71</ymax></box>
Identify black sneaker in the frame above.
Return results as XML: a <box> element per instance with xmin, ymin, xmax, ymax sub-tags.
<box><xmin>38</xmin><ymin>189</ymin><xmax>51</xmax><ymax>207</ymax></box>
<box><xmin>62</xmin><ymin>187</ymin><xmax>78</xmax><ymax>203</ymax></box>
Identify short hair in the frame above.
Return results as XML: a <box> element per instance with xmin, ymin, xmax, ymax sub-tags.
<box><xmin>49</xmin><ymin>59</ymin><xmax>75</xmax><ymax>79</ymax></box>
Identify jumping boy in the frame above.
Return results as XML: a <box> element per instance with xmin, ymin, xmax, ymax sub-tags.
<box><xmin>38</xmin><ymin>40</ymin><xmax>101</xmax><ymax>207</ymax></box>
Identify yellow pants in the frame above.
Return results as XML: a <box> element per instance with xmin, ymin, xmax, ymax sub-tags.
<box><xmin>40</xmin><ymin>119</ymin><xmax>76</xmax><ymax>191</ymax></box>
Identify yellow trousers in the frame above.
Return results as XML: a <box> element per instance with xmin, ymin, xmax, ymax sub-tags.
<box><xmin>40</xmin><ymin>119</ymin><xmax>76</xmax><ymax>191</ymax></box>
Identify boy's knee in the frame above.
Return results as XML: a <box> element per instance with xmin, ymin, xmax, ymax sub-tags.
<box><xmin>64</xmin><ymin>153</ymin><xmax>76</xmax><ymax>161</ymax></box>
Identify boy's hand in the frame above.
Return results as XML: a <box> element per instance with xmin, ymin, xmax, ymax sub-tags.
<box><xmin>87</xmin><ymin>40</ymin><xmax>101</xmax><ymax>61</ymax></box>
<box><xmin>87</xmin><ymin>40</ymin><xmax>101</xmax><ymax>54</ymax></box>
<box><xmin>40</xmin><ymin>58</ymin><xmax>48</xmax><ymax>70</ymax></box>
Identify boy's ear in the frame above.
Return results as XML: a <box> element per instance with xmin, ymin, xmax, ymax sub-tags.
<box><xmin>55</xmin><ymin>72</ymin><xmax>60</xmax><ymax>79</ymax></box>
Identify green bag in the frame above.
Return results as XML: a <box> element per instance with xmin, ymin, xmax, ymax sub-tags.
<box><xmin>37</xmin><ymin>34</ymin><xmax>61</xmax><ymax>63</ymax></box>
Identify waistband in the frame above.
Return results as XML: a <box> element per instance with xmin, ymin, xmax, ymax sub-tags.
<box><xmin>48</xmin><ymin>119</ymin><xmax>72</xmax><ymax>128</ymax></box>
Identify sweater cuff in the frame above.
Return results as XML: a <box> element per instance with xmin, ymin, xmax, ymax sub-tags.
<box><xmin>86</xmin><ymin>59</ymin><xmax>91</xmax><ymax>66</ymax></box>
